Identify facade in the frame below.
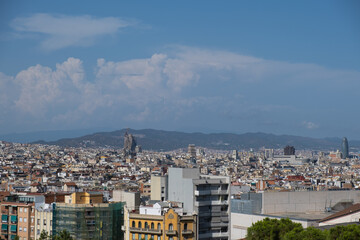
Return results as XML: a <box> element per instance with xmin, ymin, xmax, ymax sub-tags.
<box><xmin>342</xmin><ymin>137</ymin><xmax>349</xmax><ymax>159</ymax></box>
<box><xmin>168</xmin><ymin>168</ymin><xmax>230</xmax><ymax>240</ymax></box>
<box><xmin>150</xmin><ymin>175</ymin><xmax>168</xmax><ymax>202</ymax></box>
<box><xmin>34</xmin><ymin>203</ymin><xmax>53</xmax><ymax>239</ymax></box>
<box><xmin>284</xmin><ymin>145</ymin><xmax>295</xmax><ymax>155</ymax></box>
<box><xmin>0</xmin><ymin>194</ymin><xmax>43</xmax><ymax>240</ymax></box>
<box><xmin>52</xmin><ymin>202</ymin><xmax>125</xmax><ymax>240</ymax></box>
<box><xmin>112</xmin><ymin>190</ymin><xmax>140</xmax><ymax>211</ymax></box>
<box><xmin>230</xmin><ymin>190</ymin><xmax>360</xmax><ymax>239</ymax></box>
<box><xmin>126</xmin><ymin>207</ymin><xmax>197</xmax><ymax>240</ymax></box>
<box><xmin>64</xmin><ymin>192</ymin><xmax>103</xmax><ymax>204</ymax></box>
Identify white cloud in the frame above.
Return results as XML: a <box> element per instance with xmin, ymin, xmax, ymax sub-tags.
<box><xmin>1</xmin><ymin>46</ymin><xmax>360</xmax><ymax>134</ymax></box>
<box><xmin>11</xmin><ymin>14</ymin><xmax>134</xmax><ymax>50</ymax></box>
<box><xmin>302</xmin><ymin>121</ymin><xmax>319</xmax><ymax>129</ymax></box>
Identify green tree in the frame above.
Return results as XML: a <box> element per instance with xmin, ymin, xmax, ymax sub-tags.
<box><xmin>328</xmin><ymin>224</ymin><xmax>360</xmax><ymax>240</ymax></box>
<box><xmin>53</xmin><ymin>229</ymin><xmax>73</xmax><ymax>240</ymax></box>
<box><xmin>14</xmin><ymin>236</ymin><xmax>19</xmax><ymax>240</ymax></box>
<box><xmin>246</xmin><ymin>218</ymin><xmax>303</xmax><ymax>240</ymax></box>
<box><xmin>39</xmin><ymin>230</ymin><xmax>50</xmax><ymax>240</ymax></box>
<box><xmin>283</xmin><ymin>227</ymin><xmax>327</xmax><ymax>240</ymax></box>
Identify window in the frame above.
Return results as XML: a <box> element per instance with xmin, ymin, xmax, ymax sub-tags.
<box><xmin>24</xmin><ymin>227</ymin><xmax>27</xmax><ymax>232</ymax></box>
<box><xmin>169</xmin><ymin>223</ymin><xmax>173</xmax><ymax>230</ymax></box>
<box><xmin>184</xmin><ymin>223</ymin><xmax>188</xmax><ymax>230</ymax></box>
<box><xmin>37</xmin><ymin>219</ymin><xmax>40</xmax><ymax>225</ymax></box>
<box><xmin>145</xmin><ymin>222</ymin><xmax>149</xmax><ymax>229</ymax></box>
<box><xmin>132</xmin><ymin>221</ymin><xmax>135</xmax><ymax>228</ymax></box>
<box><xmin>20</xmin><ymin>217</ymin><xmax>23</xmax><ymax>222</ymax></box>
<box><xmin>132</xmin><ymin>234</ymin><xmax>135</xmax><ymax>240</ymax></box>
<box><xmin>44</xmin><ymin>219</ymin><xmax>46</xmax><ymax>226</ymax></box>
<box><xmin>158</xmin><ymin>223</ymin><xmax>161</xmax><ymax>230</ymax></box>
<box><xmin>50</xmin><ymin>220</ymin><xmax>52</xmax><ymax>226</ymax></box>
<box><xmin>37</xmin><ymin>229</ymin><xmax>40</xmax><ymax>235</ymax></box>
<box><xmin>151</xmin><ymin>222</ymin><xmax>154</xmax><ymax>229</ymax></box>
<box><xmin>138</xmin><ymin>222</ymin><xmax>142</xmax><ymax>228</ymax></box>
<box><xmin>20</xmin><ymin>207</ymin><xmax>23</xmax><ymax>213</ymax></box>
<box><xmin>24</xmin><ymin>217</ymin><xmax>27</xmax><ymax>223</ymax></box>
<box><xmin>31</xmin><ymin>227</ymin><xmax>34</xmax><ymax>232</ymax></box>
<box><xmin>31</xmin><ymin>217</ymin><xmax>34</xmax><ymax>223</ymax></box>
<box><xmin>19</xmin><ymin>226</ymin><xmax>22</xmax><ymax>232</ymax></box>
<box><xmin>24</xmin><ymin>208</ymin><xmax>27</xmax><ymax>213</ymax></box>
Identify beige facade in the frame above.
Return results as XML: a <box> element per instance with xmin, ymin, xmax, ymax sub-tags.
<box><xmin>34</xmin><ymin>204</ymin><xmax>53</xmax><ymax>239</ymax></box>
<box><xmin>150</xmin><ymin>175</ymin><xmax>167</xmax><ymax>201</ymax></box>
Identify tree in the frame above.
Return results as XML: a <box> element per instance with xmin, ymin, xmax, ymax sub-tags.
<box><xmin>39</xmin><ymin>230</ymin><xmax>50</xmax><ymax>240</ymax></box>
<box><xmin>283</xmin><ymin>227</ymin><xmax>327</xmax><ymax>240</ymax></box>
<box><xmin>53</xmin><ymin>229</ymin><xmax>73</xmax><ymax>240</ymax></box>
<box><xmin>328</xmin><ymin>224</ymin><xmax>360</xmax><ymax>240</ymax></box>
<box><xmin>246</xmin><ymin>218</ymin><xmax>303</xmax><ymax>240</ymax></box>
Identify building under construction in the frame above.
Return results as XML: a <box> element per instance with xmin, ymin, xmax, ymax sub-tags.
<box><xmin>52</xmin><ymin>202</ymin><xmax>125</xmax><ymax>240</ymax></box>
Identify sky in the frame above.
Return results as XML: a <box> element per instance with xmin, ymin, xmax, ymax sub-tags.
<box><xmin>0</xmin><ymin>0</ymin><xmax>359</xmax><ymax>139</ymax></box>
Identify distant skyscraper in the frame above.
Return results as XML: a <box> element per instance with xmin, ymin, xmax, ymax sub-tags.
<box><xmin>284</xmin><ymin>145</ymin><xmax>295</xmax><ymax>155</ymax></box>
<box><xmin>341</xmin><ymin>137</ymin><xmax>349</xmax><ymax>159</ymax></box>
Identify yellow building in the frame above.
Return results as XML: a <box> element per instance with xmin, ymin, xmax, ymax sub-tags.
<box><xmin>126</xmin><ymin>207</ymin><xmax>197</xmax><ymax>240</ymax></box>
<box><xmin>64</xmin><ymin>192</ymin><xmax>103</xmax><ymax>204</ymax></box>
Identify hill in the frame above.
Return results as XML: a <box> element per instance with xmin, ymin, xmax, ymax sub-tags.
<box><xmin>31</xmin><ymin>129</ymin><xmax>360</xmax><ymax>151</ymax></box>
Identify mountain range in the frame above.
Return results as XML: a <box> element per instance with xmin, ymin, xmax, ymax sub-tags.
<box><xmin>30</xmin><ymin>129</ymin><xmax>360</xmax><ymax>151</ymax></box>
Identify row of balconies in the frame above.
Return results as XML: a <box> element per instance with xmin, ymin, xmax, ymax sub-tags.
<box><xmin>194</xmin><ymin>190</ymin><xmax>229</xmax><ymax>196</ymax></box>
<box><xmin>129</xmin><ymin>227</ymin><xmax>193</xmax><ymax>236</ymax></box>
<box><xmin>195</xmin><ymin>200</ymin><xmax>228</xmax><ymax>206</ymax></box>
<box><xmin>199</xmin><ymin>230</ymin><xmax>229</xmax><ymax>239</ymax></box>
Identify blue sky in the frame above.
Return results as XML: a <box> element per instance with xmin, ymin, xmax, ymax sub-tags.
<box><xmin>0</xmin><ymin>0</ymin><xmax>359</xmax><ymax>139</ymax></box>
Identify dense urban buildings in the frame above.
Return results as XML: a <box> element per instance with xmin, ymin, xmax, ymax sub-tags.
<box><xmin>0</xmin><ymin>133</ymin><xmax>359</xmax><ymax>239</ymax></box>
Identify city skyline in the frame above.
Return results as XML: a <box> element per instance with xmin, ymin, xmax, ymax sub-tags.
<box><xmin>0</xmin><ymin>1</ymin><xmax>359</xmax><ymax>139</ymax></box>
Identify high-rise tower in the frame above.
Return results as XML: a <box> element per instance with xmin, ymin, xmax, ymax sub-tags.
<box><xmin>341</xmin><ymin>137</ymin><xmax>349</xmax><ymax>159</ymax></box>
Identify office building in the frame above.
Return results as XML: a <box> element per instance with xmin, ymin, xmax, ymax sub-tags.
<box><xmin>284</xmin><ymin>145</ymin><xmax>295</xmax><ymax>155</ymax></box>
<box><xmin>342</xmin><ymin>137</ymin><xmax>349</xmax><ymax>159</ymax></box>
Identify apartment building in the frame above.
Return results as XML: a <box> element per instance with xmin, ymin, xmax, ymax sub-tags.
<box><xmin>125</xmin><ymin>204</ymin><xmax>197</xmax><ymax>240</ymax></box>
<box><xmin>168</xmin><ymin>168</ymin><xmax>230</xmax><ymax>240</ymax></box>
<box><xmin>0</xmin><ymin>194</ymin><xmax>44</xmax><ymax>240</ymax></box>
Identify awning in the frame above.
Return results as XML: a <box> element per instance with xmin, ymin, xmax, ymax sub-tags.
<box><xmin>1</xmin><ymin>215</ymin><xmax>8</xmax><ymax>222</ymax></box>
<box><xmin>10</xmin><ymin>216</ymin><xmax>17</xmax><ymax>223</ymax></box>
<box><xmin>10</xmin><ymin>225</ymin><xmax>17</xmax><ymax>232</ymax></box>
<box><xmin>1</xmin><ymin>224</ymin><xmax>8</xmax><ymax>230</ymax></box>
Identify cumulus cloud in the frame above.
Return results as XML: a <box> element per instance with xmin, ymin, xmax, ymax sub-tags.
<box><xmin>1</xmin><ymin>46</ymin><xmax>360</xmax><ymax>135</ymax></box>
<box><xmin>11</xmin><ymin>14</ymin><xmax>134</xmax><ymax>50</ymax></box>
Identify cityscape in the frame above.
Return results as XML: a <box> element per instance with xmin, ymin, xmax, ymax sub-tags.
<box><xmin>1</xmin><ymin>1</ymin><xmax>360</xmax><ymax>240</ymax></box>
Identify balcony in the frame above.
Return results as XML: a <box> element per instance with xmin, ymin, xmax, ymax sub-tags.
<box><xmin>195</xmin><ymin>200</ymin><xmax>228</xmax><ymax>207</ymax></box>
<box><xmin>165</xmin><ymin>230</ymin><xmax>177</xmax><ymax>236</ymax></box>
<box><xmin>195</xmin><ymin>190</ymin><xmax>228</xmax><ymax>196</ymax></box>
<box><xmin>129</xmin><ymin>227</ymin><xmax>162</xmax><ymax>235</ymax></box>
<box><xmin>181</xmin><ymin>229</ymin><xmax>193</xmax><ymax>235</ymax></box>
